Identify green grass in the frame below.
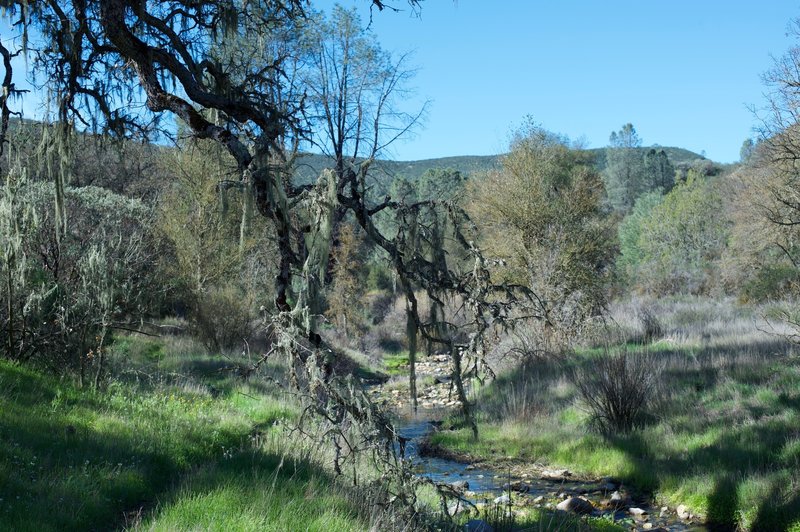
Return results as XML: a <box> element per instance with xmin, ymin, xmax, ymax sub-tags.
<box><xmin>139</xmin><ymin>450</ymin><xmax>363</xmax><ymax>531</ymax></box>
<box><xmin>0</xmin><ymin>335</ymin><xmax>370</xmax><ymax>531</ymax></box>
<box><xmin>430</xmin><ymin>301</ymin><xmax>800</xmax><ymax>531</ymax></box>
<box><xmin>384</xmin><ymin>351</ymin><xmax>410</xmax><ymax>375</ymax></box>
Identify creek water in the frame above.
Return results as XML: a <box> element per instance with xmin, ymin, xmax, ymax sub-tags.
<box><xmin>395</xmin><ymin>412</ymin><xmax>707</xmax><ymax>532</ymax></box>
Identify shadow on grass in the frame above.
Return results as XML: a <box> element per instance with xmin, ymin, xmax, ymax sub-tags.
<box><xmin>750</xmin><ymin>483</ymin><xmax>800</xmax><ymax>532</ymax></box>
<box><xmin>705</xmin><ymin>475</ymin><xmax>739</xmax><ymax>531</ymax></box>
<box><xmin>0</xmin><ymin>361</ymin><xmax>248</xmax><ymax>531</ymax></box>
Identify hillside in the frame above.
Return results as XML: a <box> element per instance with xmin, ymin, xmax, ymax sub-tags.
<box><xmin>294</xmin><ymin>145</ymin><xmax>710</xmax><ymax>194</ymax></box>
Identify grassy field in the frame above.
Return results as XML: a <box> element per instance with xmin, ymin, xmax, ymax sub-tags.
<box><xmin>0</xmin><ymin>330</ymin><xmax>646</xmax><ymax>532</ymax></box>
<box><xmin>430</xmin><ymin>297</ymin><xmax>800</xmax><ymax>531</ymax></box>
<box><xmin>0</xmin><ymin>334</ymin><xmax>380</xmax><ymax>531</ymax></box>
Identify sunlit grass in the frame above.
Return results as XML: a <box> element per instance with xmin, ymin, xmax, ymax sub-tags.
<box><xmin>431</xmin><ymin>298</ymin><xmax>800</xmax><ymax>530</ymax></box>
<box><xmin>0</xmin><ymin>334</ymin><xmax>369</xmax><ymax>531</ymax></box>
<box><xmin>384</xmin><ymin>350</ymin><xmax>410</xmax><ymax>375</ymax></box>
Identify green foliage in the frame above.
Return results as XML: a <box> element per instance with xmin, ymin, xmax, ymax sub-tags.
<box><xmin>643</xmin><ymin>148</ymin><xmax>675</xmax><ymax>191</ymax></box>
<box><xmin>603</xmin><ymin>124</ymin><xmax>647</xmax><ymax>213</ymax></box>
<box><xmin>740</xmin><ymin>264</ymin><xmax>800</xmax><ymax>303</ymax></box>
<box><xmin>620</xmin><ymin>172</ymin><xmax>728</xmax><ymax>295</ymax></box>
<box><xmin>415</xmin><ymin>167</ymin><xmax>465</xmax><ymax>202</ymax></box>
<box><xmin>603</xmin><ymin>125</ymin><xmax>679</xmax><ymax>213</ymax></box>
<box><xmin>468</xmin><ymin>122</ymin><xmax>616</xmax><ymax>346</ymax></box>
<box><xmin>617</xmin><ymin>191</ymin><xmax>663</xmax><ymax>284</ymax></box>
<box><xmin>156</xmin><ymin>139</ymin><xmax>275</xmax><ymax>352</ymax></box>
<box><xmin>740</xmin><ymin>138</ymin><xmax>756</xmax><ymax>163</ymax></box>
<box><xmin>0</xmin><ymin>170</ymin><xmax>156</xmax><ymax>381</ymax></box>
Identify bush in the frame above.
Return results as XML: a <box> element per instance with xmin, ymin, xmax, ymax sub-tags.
<box><xmin>638</xmin><ymin>307</ymin><xmax>664</xmax><ymax>343</ymax></box>
<box><xmin>190</xmin><ymin>287</ymin><xmax>255</xmax><ymax>353</ymax></box>
<box><xmin>740</xmin><ymin>264</ymin><xmax>800</xmax><ymax>303</ymax></box>
<box><xmin>0</xmin><ymin>177</ymin><xmax>158</xmax><ymax>383</ymax></box>
<box><xmin>571</xmin><ymin>349</ymin><xmax>662</xmax><ymax>434</ymax></box>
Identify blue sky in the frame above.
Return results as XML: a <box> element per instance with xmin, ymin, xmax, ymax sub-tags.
<box><xmin>3</xmin><ymin>2</ymin><xmax>799</xmax><ymax>163</ymax></box>
<box><xmin>316</xmin><ymin>0</ymin><xmax>800</xmax><ymax>162</ymax></box>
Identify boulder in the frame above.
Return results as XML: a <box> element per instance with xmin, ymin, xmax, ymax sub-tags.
<box><xmin>677</xmin><ymin>504</ymin><xmax>690</xmax><ymax>520</ymax></box>
<box><xmin>629</xmin><ymin>507</ymin><xmax>647</xmax><ymax>517</ymax></box>
<box><xmin>540</xmin><ymin>468</ymin><xmax>571</xmax><ymax>480</ymax></box>
<box><xmin>556</xmin><ymin>496</ymin><xmax>594</xmax><ymax>515</ymax></box>
<box><xmin>606</xmin><ymin>490</ymin><xmax>631</xmax><ymax>509</ymax></box>
<box><xmin>450</xmin><ymin>480</ymin><xmax>469</xmax><ymax>491</ymax></box>
<box><xmin>448</xmin><ymin>502</ymin><xmax>467</xmax><ymax>517</ymax></box>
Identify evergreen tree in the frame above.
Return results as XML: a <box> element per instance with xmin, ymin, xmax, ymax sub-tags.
<box><xmin>603</xmin><ymin>123</ymin><xmax>647</xmax><ymax>213</ymax></box>
<box><xmin>643</xmin><ymin>148</ymin><xmax>675</xmax><ymax>192</ymax></box>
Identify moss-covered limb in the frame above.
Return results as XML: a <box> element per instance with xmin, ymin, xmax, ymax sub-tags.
<box><xmin>0</xmin><ymin>40</ymin><xmax>25</xmax><ymax>156</ymax></box>
<box><xmin>406</xmin><ymin>297</ymin><xmax>418</xmax><ymax>413</ymax></box>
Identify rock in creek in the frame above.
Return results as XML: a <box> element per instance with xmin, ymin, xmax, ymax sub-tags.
<box><xmin>540</xmin><ymin>468</ymin><xmax>571</xmax><ymax>480</ymax></box>
<box><xmin>493</xmin><ymin>494</ymin><xmax>511</xmax><ymax>505</ymax></box>
<box><xmin>556</xmin><ymin>496</ymin><xmax>594</xmax><ymax>515</ymax></box>
<box><xmin>602</xmin><ymin>490</ymin><xmax>631</xmax><ymax>510</ymax></box>
<box><xmin>450</xmin><ymin>480</ymin><xmax>469</xmax><ymax>491</ymax></box>
<box><xmin>677</xmin><ymin>504</ymin><xmax>690</xmax><ymax>520</ymax></box>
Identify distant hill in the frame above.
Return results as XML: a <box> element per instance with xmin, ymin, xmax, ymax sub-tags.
<box><xmin>293</xmin><ymin>153</ymin><xmax>501</xmax><ymax>194</ymax></box>
<box><xmin>587</xmin><ymin>146</ymin><xmax>708</xmax><ymax>171</ymax></box>
<box><xmin>3</xmin><ymin>117</ymin><xmax>713</xmax><ymax>194</ymax></box>
<box><xmin>294</xmin><ymin>146</ymin><xmax>710</xmax><ymax>195</ymax></box>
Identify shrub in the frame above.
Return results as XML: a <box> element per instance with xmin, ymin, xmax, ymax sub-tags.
<box><xmin>571</xmin><ymin>349</ymin><xmax>662</xmax><ymax>434</ymax></box>
<box><xmin>638</xmin><ymin>307</ymin><xmax>664</xmax><ymax>343</ymax></box>
<box><xmin>190</xmin><ymin>287</ymin><xmax>255</xmax><ymax>353</ymax></box>
<box><xmin>0</xmin><ymin>177</ymin><xmax>158</xmax><ymax>384</ymax></box>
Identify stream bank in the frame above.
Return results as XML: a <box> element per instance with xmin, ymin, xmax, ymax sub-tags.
<box><xmin>372</xmin><ymin>354</ymin><xmax>707</xmax><ymax>531</ymax></box>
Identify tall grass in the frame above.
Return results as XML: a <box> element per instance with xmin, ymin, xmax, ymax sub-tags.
<box><xmin>431</xmin><ymin>297</ymin><xmax>800</xmax><ymax>530</ymax></box>
<box><xmin>0</xmin><ymin>333</ymin><xmax>404</xmax><ymax>531</ymax></box>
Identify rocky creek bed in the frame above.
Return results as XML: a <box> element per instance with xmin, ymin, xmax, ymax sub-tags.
<box><xmin>370</xmin><ymin>354</ymin><xmax>707</xmax><ymax>531</ymax></box>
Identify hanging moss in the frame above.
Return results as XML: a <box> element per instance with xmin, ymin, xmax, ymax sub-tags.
<box><xmin>239</xmin><ymin>181</ymin><xmax>253</xmax><ymax>253</ymax></box>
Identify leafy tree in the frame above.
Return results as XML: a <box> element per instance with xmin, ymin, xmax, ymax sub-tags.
<box><xmin>416</xmin><ymin>168</ymin><xmax>465</xmax><ymax>202</ymax></box>
<box><xmin>616</xmin><ymin>191</ymin><xmax>664</xmax><ymax>285</ymax></box>
<box><xmin>467</xmin><ymin>123</ymin><xmax>615</xmax><ymax>350</ymax></box>
<box><xmin>627</xmin><ymin>171</ymin><xmax>728</xmax><ymax>294</ymax></box>
<box><xmin>0</xmin><ymin>163</ymin><xmax>157</xmax><ymax>385</ymax></box>
<box><xmin>609</xmin><ymin>123</ymin><xmax>641</xmax><ymax>149</ymax></box>
<box><xmin>740</xmin><ymin>138</ymin><xmax>756</xmax><ymax>163</ymax></box>
<box><xmin>157</xmin><ymin>138</ymin><xmax>275</xmax><ymax>351</ymax></box>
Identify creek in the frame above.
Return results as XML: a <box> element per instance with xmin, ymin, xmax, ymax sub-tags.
<box><xmin>395</xmin><ymin>411</ymin><xmax>707</xmax><ymax>532</ymax></box>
